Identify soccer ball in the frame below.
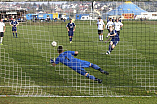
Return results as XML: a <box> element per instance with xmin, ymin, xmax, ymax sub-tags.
<box><xmin>51</xmin><ymin>41</ymin><xmax>57</xmax><ymax>47</ymax></box>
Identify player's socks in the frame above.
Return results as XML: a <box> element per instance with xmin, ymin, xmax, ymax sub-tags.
<box><xmin>0</xmin><ymin>37</ymin><xmax>3</xmax><ymax>43</ymax></box>
<box><xmin>99</xmin><ymin>35</ymin><xmax>101</xmax><ymax>41</ymax></box>
<box><xmin>13</xmin><ymin>33</ymin><xmax>14</xmax><ymax>37</ymax></box>
<box><xmin>98</xmin><ymin>68</ymin><xmax>109</xmax><ymax>75</ymax></box>
<box><xmin>111</xmin><ymin>48</ymin><xmax>113</xmax><ymax>52</ymax></box>
<box><xmin>69</xmin><ymin>38</ymin><xmax>72</xmax><ymax>42</ymax></box>
<box><xmin>86</xmin><ymin>74</ymin><xmax>96</xmax><ymax>80</ymax></box>
<box><xmin>16</xmin><ymin>33</ymin><xmax>17</xmax><ymax>37</ymax></box>
<box><xmin>109</xmin><ymin>44</ymin><xmax>112</xmax><ymax>52</ymax></box>
<box><xmin>106</xmin><ymin>51</ymin><xmax>110</xmax><ymax>55</ymax></box>
<box><xmin>91</xmin><ymin>63</ymin><xmax>100</xmax><ymax>70</ymax></box>
<box><xmin>101</xmin><ymin>35</ymin><xmax>103</xmax><ymax>41</ymax></box>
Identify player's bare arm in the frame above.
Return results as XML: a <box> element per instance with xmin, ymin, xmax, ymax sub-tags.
<box><xmin>103</xmin><ymin>24</ymin><xmax>105</xmax><ymax>30</ymax></box>
<box><xmin>16</xmin><ymin>23</ymin><xmax>19</xmax><ymax>27</ymax></box>
<box><xmin>10</xmin><ymin>23</ymin><xmax>13</xmax><ymax>27</ymax></box>
<box><xmin>66</xmin><ymin>27</ymin><xmax>69</xmax><ymax>31</ymax></box>
<box><xmin>73</xmin><ymin>26</ymin><xmax>76</xmax><ymax>31</ymax></box>
<box><xmin>3</xmin><ymin>26</ymin><xmax>6</xmax><ymax>32</ymax></box>
<box><xmin>110</xmin><ymin>33</ymin><xmax>116</xmax><ymax>36</ymax></box>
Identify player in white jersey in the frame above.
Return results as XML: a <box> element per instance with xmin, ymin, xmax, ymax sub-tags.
<box><xmin>97</xmin><ymin>17</ymin><xmax>105</xmax><ymax>41</ymax></box>
<box><xmin>113</xmin><ymin>18</ymin><xmax>123</xmax><ymax>36</ymax></box>
<box><xmin>106</xmin><ymin>18</ymin><xmax>113</xmax><ymax>38</ymax></box>
<box><xmin>0</xmin><ymin>19</ymin><xmax>6</xmax><ymax>45</ymax></box>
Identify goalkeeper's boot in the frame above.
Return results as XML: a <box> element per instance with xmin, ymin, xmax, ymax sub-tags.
<box><xmin>98</xmin><ymin>68</ymin><xmax>109</xmax><ymax>75</ymax></box>
<box><xmin>95</xmin><ymin>78</ymin><xmax>102</xmax><ymax>83</ymax></box>
<box><xmin>0</xmin><ymin>43</ymin><xmax>3</xmax><ymax>45</ymax></box>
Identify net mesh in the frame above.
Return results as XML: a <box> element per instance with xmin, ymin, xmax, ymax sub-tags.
<box><xmin>0</xmin><ymin>0</ymin><xmax>157</xmax><ymax>97</ymax></box>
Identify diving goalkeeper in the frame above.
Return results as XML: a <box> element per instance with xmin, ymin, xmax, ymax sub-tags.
<box><xmin>50</xmin><ymin>46</ymin><xmax>109</xmax><ymax>83</ymax></box>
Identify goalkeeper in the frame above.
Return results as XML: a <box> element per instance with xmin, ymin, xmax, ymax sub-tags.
<box><xmin>50</xmin><ymin>46</ymin><xmax>109</xmax><ymax>83</ymax></box>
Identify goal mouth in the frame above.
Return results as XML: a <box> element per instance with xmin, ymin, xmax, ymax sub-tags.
<box><xmin>0</xmin><ymin>1</ymin><xmax>156</xmax><ymax>97</ymax></box>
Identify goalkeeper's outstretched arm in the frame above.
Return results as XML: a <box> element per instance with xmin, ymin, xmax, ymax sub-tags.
<box><xmin>50</xmin><ymin>59</ymin><xmax>56</xmax><ymax>66</ymax></box>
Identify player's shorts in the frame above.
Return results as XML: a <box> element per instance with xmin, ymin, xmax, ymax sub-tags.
<box><xmin>98</xmin><ymin>30</ymin><xmax>103</xmax><ymax>34</ymax></box>
<box><xmin>111</xmin><ymin>40</ymin><xmax>119</xmax><ymax>46</ymax></box>
<box><xmin>107</xmin><ymin>29</ymin><xmax>110</xmax><ymax>33</ymax></box>
<box><xmin>0</xmin><ymin>32</ymin><xmax>4</xmax><ymax>37</ymax></box>
<box><xmin>12</xmin><ymin>27</ymin><xmax>17</xmax><ymax>31</ymax></box>
<box><xmin>116</xmin><ymin>31</ymin><xmax>120</xmax><ymax>36</ymax></box>
<box><xmin>68</xmin><ymin>31</ymin><xmax>73</xmax><ymax>36</ymax></box>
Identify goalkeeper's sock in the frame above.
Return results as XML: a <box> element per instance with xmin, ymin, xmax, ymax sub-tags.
<box><xmin>86</xmin><ymin>74</ymin><xmax>96</xmax><ymax>80</ymax></box>
<box><xmin>98</xmin><ymin>68</ymin><xmax>109</xmax><ymax>75</ymax></box>
<box><xmin>13</xmin><ymin>33</ymin><xmax>14</xmax><ymax>36</ymax></box>
<box><xmin>94</xmin><ymin>78</ymin><xmax>102</xmax><ymax>83</ymax></box>
<box><xmin>91</xmin><ymin>63</ymin><xmax>100</xmax><ymax>70</ymax></box>
<box><xmin>109</xmin><ymin>44</ymin><xmax>112</xmax><ymax>52</ymax></box>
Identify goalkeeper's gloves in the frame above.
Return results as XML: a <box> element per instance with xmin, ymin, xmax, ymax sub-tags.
<box><xmin>50</xmin><ymin>59</ymin><xmax>54</xmax><ymax>63</ymax></box>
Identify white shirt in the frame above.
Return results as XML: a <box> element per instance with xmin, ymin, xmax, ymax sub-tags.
<box><xmin>106</xmin><ymin>21</ymin><xmax>113</xmax><ymax>29</ymax></box>
<box><xmin>0</xmin><ymin>22</ymin><xmax>5</xmax><ymax>32</ymax></box>
<box><xmin>97</xmin><ymin>20</ymin><xmax>104</xmax><ymax>30</ymax></box>
<box><xmin>114</xmin><ymin>22</ymin><xmax>123</xmax><ymax>31</ymax></box>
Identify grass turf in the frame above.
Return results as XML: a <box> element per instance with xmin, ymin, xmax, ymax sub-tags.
<box><xmin>0</xmin><ymin>97</ymin><xmax>157</xmax><ymax>104</ymax></box>
<box><xmin>0</xmin><ymin>20</ymin><xmax>157</xmax><ymax>96</ymax></box>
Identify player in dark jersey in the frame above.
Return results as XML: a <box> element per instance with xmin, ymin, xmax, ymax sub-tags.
<box><xmin>66</xmin><ymin>19</ymin><xmax>76</xmax><ymax>43</ymax></box>
<box><xmin>10</xmin><ymin>19</ymin><xmax>19</xmax><ymax>38</ymax></box>
<box><xmin>50</xmin><ymin>46</ymin><xmax>109</xmax><ymax>83</ymax></box>
<box><xmin>106</xmin><ymin>26</ymin><xmax>119</xmax><ymax>55</ymax></box>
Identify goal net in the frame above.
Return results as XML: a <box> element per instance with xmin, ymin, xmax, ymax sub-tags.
<box><xmin>0</xmin><ymin>0</ymin><xmax>156</xmax><ymax>97</ymax></box>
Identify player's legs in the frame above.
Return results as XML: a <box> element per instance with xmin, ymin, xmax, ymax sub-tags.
<box><xmin>68</xmin><ymin>31</ymin><xmax>73</xmax><ymax>43</ymax></box>
<box><xmin>15</xmin><ymin>31</ymin><xmax>18</xmax><ymax>38</ymax></box>
<box><xmin>69</xmin><ymin>36</ymin><xmax>72</xmax><ymax>43</ymax></box>
<box><xmin>12</xmin><ymin>27</ymin><xmax>15</xmax><ymax>37</ymax></box>
<box><xmin>15</xmin><ymin>27</ymin><xmax>17</xmax><ymax>38</ymax></box>
<box><xmin>107</xmin><ymin>29</ymin><xmax>110</xmax><ymax>37</ymax></box>
<box><xmin>101</xmin><ymin>31</ymin><xmax>103</xmax><ymax>41</ymax></box>
<box><xmin>98</xmin><ymin>30</ymin><xmax>101</xmax><ymax>41</ymax></box>
<box><xmin>109</xmin><ymin>41</ymin><xmax>113</xmax><ymax>52</ymax></box>
<box><xmin>79</xmin><ymin>60</ymin><xmax>109</xmax><ymax>75</ymax></box>
<box><xmin>76</xmin><ymin>68</ymin><xmax>102</xmax><ymax>83</ymax></box>
<box><xmin>117</xmin><ymin>31</ymin><xmax>120</xmax><ymax>36</ymax></box>
<box><xmin>90</xmin><ymin>63</ymin><xmax>109</xmax><ymax>75</ymax></box>
<box><xmin>106</xmin><ymin>41</ymin><xmax>118</xmax><ymax>55</ymax></box>
<box><xmin>0</xmin><ymin>32</ymin><xmax>4</xmax><ymax>45</ymax></box>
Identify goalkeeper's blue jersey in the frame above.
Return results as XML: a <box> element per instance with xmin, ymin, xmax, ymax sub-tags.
<box><xmin>55</xmin><ymin>51</ymin><xmax>90</xmax><ymax>69</ymax></box>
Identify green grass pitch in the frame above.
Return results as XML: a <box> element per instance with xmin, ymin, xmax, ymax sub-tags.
<box><xmin>0</xmin><ymin>20</ymin><xmax>157</xmax><ymax>97</ymax></box>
